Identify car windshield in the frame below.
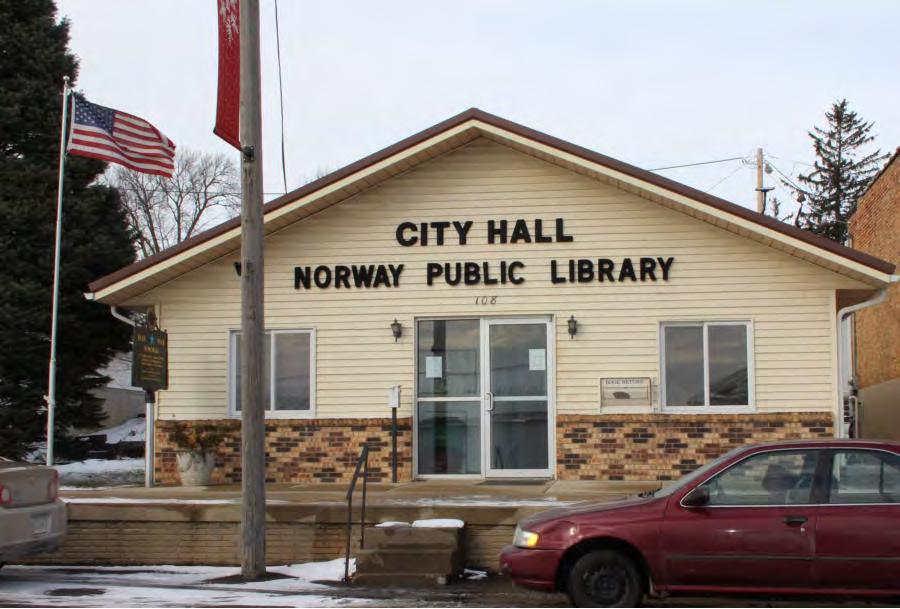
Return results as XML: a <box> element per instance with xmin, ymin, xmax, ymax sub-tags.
<box><xmin>645</xmin><ymin>446</ymin><xmax>749</xmax><ymax>498</ymax></box>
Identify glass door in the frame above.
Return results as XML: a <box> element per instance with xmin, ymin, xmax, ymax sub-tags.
<box><xmin>484</xmin><ymin>319</ymin><xmax>553</xmax><ymax>478</ymax></box>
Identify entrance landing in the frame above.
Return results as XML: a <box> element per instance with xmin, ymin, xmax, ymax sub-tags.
<box><xmin>61</xmin><ymin>478</ymin><xmax>659</xmax><ymax>506</ymax></box>
<box><xmin>42</xmin><ymin>480</ymin><xmax>661</xmax><ymax>569</ymax></box>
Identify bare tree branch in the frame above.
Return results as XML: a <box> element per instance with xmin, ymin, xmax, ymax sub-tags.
<box><xmin>106</xmin><ymin>149</ymin><xmax>240</xmax><ymax>258</ymax></box>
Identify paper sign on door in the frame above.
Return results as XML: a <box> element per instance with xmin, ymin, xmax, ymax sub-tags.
<box><xmin>425</xmin><ymin>356</ymin><xmax>443</xmax><ymax>378</ymax></box>
<box><xmin>529</xmin><ymin>349</ymin><xmax>546</xmax><ymax>371</ymax></box>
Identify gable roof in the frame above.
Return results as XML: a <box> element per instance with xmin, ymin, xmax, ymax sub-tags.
<box><xmin>87</xmin><ymin>108</ymin><xmax>895</xmax><ymax>304</ymax></box>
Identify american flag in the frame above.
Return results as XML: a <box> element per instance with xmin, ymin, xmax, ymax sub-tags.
<box><xmin>67</xmin><ymin>95</ymin><xmax>176</xmax><ymax>177</ymax></box>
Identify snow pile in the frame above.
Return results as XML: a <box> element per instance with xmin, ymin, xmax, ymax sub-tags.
<box><xmin>375</xmin><ymin>519</ymin><xmax>465</xmax><ymax>528</ymax></box>
<box><xmin>411</xmin><ymin>518</ymin><xmax>464</xmax><ymax>528</ymax></box>
<box><xmin>56</xmin><ymin>457</ymin><xmax>144</xmax><ymax>488</ymax></box>
<box><xmin>88</xmin><ymin>417</ymin><xmax>145</xmax><ymax>444</ymax></box>
<box><xmin>278</xmin><ymin>557</ymin><xmax>353</xmax><ymax>582</ymax></box>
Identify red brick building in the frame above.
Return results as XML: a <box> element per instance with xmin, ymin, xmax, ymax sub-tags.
<box><xmin>850</xmin><ymin>149</ymin><xmax>900</xmax><ymax>439</ymax></box>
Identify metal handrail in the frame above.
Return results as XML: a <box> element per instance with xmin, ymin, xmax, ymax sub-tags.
<box><xmin>343</xmin><ymin>444</ymin><xmax>369</xmax><ymax>582</ymax></box>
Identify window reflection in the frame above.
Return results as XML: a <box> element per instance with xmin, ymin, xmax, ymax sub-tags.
<box><xmin>663</xmin><ymin>323</ymin><xmax>750</xmax><ymax>407</ymax></box>
<box><xmin>417</xmin><ymin>401</ymin><xmax>481</xmax><ymax>474</ymax></box>
<box><xmin>709</xmin><ymin>325</ymin><xmax>748</xmax><ymax>406</ymax></box>
<box><xmin>489</xmin><ymin>324</ymin><xmax>547</xmax><ymax>397</ymax></box>
<box><xmin>664</xmin><ymin>326</ymin><xmax>704</xmax><ymax>406</ymax></box>
<box><xmin>417</xmin><ymin>320</ymin><xmax>480</xmax><ymax>397</ymax></box>
<box><xmin>490</xmin><ymin>400</ymin><xmax>548</xmax><ymax>470</ymax></box>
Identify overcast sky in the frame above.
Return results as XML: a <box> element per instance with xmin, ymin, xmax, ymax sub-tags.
<box><xmin>57</xmin><ymin>1</ymin><xmax>899</xmax><ymax>214</ymax></box>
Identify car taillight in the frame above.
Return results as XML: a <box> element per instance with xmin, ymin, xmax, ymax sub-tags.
<box><xmin>0</xmin><ymin>485</ymin><xmax>11</xmax><ymax>506</ymax></box>
<box><xmin>48</xmin><ymin>470</ymin><xmax>59</xmax><ymax>501</ymax></box>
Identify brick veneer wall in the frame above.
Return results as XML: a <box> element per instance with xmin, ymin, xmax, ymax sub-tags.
<box><xmin>850</xmin><ymin>150</ymin><xmax>900</xmax><ymax>389</ymax></box>
<box><xmin>154</xmin><ymin>417</ymin><xmax>412</xmax><ymax>485</ymax></box>
<box><xmin>556</xmin><ymin>412</ymin><xmax>833</xmax><ymax>481</ymax></box>
<box><xmin>156</xmin><ymin>412</ymin><xmax>832</xmax><ymax>485</ymax></box>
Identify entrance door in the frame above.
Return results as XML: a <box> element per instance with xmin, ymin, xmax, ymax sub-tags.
<box><xmin>484</xmin><ymin>319</ymin><xmax>553</xmax><ymax>478</ymax></box>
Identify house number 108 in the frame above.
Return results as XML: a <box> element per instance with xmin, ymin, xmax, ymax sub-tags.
<box><xmin>475</xmin><ymin>296</ymin><xmax>498</xmax><ymax>305</ymax></box>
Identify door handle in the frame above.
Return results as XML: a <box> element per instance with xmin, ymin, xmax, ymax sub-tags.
<box><xmin>485</xmin><ymin>392</ymin><xmax>494</xmax><ymax>411</ymax></box>
<box><xmin>783</xmin><ymin>515</ymin><xmax>808</xmax><ymax>526</ymax></box>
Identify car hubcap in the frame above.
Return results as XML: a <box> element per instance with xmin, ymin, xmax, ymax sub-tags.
<box><xmin>584</xmin><ymin>565</ymin><xmax>627</xmax><ymax>605</ymax></box>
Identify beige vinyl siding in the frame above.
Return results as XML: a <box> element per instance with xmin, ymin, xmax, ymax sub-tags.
<box><xmin>134</xmin><ymin>139</ymin><xmax>868</xmax><ymax>421</ymax></box>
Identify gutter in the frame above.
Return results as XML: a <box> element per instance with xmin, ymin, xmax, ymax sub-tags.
<box><xmin>835</xmin><ymin>284</ymin><xmax>893</xmax><ymax>438</ymax></box>
<box><xmin>107</xmin><ymin>306</ymin><xmax>155</xmax><ymax>489</ymax></box>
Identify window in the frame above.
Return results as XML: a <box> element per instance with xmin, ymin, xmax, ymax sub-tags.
<box><xmin>829</xmin><ymin>450</ymin><xmax>900</xmax><ymax>504</ymax></box>
<box><xmin>701</xmin><ymin>450</ymin><xmax>820</xmax><ymax>506</ymax></box>
<box><xmin>230</xmin><ymin>329</ymin><xmax>314</xmax><ymax>415</ymax></box>
<box><xmin>662</xmin><ymin>321</ymin><xmax>752</xmax><ymax>408</ymax></box>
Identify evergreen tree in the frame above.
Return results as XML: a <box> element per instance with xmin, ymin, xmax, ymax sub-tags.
<box><xmin>0</xmin><ymin>0</ymin><xmax>136</xmax><ymax>458</ymax></box>
<box><xmin>784</xmin><ymin>99</ymin><xmax>887</xmax><ymax>243</ymax></box>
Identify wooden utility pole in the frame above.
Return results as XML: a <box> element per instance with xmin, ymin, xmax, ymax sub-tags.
<box><xmin>756</xmin><ymin>147</ymin><xmax>765</xmax><ymax>214</ymax></box>
<box><xmin>239</xmin><ymin>0</ymin><xmax>267</xmax><ymax>580</ymax></box>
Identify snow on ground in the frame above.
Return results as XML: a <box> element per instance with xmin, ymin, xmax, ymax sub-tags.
<box><xmin>56</xmin><ymin>457</ymin><xmax>144</xmax><ymax>488</ymax></box>
<box><xmin>0</xmin><ymin>559</ymin><xmax>361</xmax><ymax>608</ymax></box>
<box><xmin>86</xmin><ymin>416</ymin><xmax>145</xmax><ymax>444</ymax></box>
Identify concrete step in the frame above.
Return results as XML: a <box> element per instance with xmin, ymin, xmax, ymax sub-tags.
<box><xmin>355</xmin><ymin>547</ymin><xmax>463</xmax><ymax>575</ymax></box>
<box><xmin>364</xmin><ymin>525</ymin><xmax>462</xmax><ymax>549</ymax></box>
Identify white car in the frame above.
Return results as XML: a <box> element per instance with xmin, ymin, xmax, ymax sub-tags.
<box><xmin>0</xmin><ymin>457</ymin><xmax>67</xmax><ymax>565</ymax></box>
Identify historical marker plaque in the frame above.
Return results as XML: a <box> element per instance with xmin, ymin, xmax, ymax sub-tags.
<box><xmin>132</xmin><ymin>327</ymin><xmax>168</xmax><ymax>391</ymax></box>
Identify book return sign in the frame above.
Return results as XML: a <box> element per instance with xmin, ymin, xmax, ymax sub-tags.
<box><xmin>132</xmin><ymin>327</ymin><xmax>169</xmax><ymax>392</ymax></box>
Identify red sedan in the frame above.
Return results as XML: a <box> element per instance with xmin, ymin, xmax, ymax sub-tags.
<box><xmin>500</xmin><ymin>439</ymin><xmax>900</xmax><ymax>607</ymax></box>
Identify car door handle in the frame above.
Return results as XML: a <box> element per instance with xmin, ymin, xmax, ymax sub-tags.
<box><xmin>783</xmin><ymin>515</ymin><xmax>808</xmax><ymax>526</ymax></box>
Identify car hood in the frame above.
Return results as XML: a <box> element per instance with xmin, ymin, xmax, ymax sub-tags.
<box><xmin>520</xmin><ymin>494</ymin><xmax>663</xmax><ymax>529</ymax></box>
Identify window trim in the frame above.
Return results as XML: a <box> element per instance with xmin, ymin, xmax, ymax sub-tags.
<box><xmin>227</xmin><ymin>328</ymin><xmax>316</xmax><ymax>419</ymax></box>
<box><xmin>660</xmin><ymin>320</ymin><xmax>755</xmax><ymax>413</ymax></box>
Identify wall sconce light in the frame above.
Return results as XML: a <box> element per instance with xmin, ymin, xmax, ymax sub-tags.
<box><xmin>233</xmin><ymin>262</ymin><xmax>242</xmax><ymax>277</ymax></box>
<box><xmin>567</xmin><ymin>315</ymin><xmax>578</xmax><ymax>339</ymax></box>
<box><xmin>390</xmin><ymin>319</ymin><xmax>403</xmax><ymax>342</ymax></box>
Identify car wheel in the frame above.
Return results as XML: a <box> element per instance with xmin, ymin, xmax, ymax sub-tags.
<box><xmin>567</xmin><ymin>549</ymin><xmax>643</xmax><ymax>608</ymax></box>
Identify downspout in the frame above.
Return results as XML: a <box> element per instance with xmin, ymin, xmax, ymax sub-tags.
<box><xmin>835</xmin><ymin>288</ymin><xmax>888</xmax><ymax>438</ymax></box>
<box><xmin>108</xmin><ymin>306</ymin><xmax>155</xmax><ymax>488</ymax></box>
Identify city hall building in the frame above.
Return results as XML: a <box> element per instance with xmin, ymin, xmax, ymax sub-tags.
<box><xmin>86</xmin><ymin>109</ymin><xmax>896</xmax><ymax>485</ymax></box>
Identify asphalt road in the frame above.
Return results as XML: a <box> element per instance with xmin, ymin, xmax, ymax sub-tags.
<box><xmin>0</xmin><ymin>565</ymin><xmax>896</xmax><ymax>608</ymax></box>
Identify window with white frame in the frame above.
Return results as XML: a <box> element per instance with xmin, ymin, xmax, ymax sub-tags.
<box><xmin>661</xmin><ymin>321</ymin><xmax>752</xmax><ymax>408</ymax></box>
<box><xmin>230</xmin><ymin>329</ymin><xmax>314</xmax><ymax>415</ymax></box>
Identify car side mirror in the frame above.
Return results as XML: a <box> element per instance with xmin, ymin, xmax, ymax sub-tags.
<box><xmin>682</xmin><ymin>485</ymin><xmax>710</xmax><ymax>507</ymax></box>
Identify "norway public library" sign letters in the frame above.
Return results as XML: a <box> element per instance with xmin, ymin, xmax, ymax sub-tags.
<box><xmin>292</xmin><ymin>218</ymin><xmax>675</xmax><ymax>290</ymax></box>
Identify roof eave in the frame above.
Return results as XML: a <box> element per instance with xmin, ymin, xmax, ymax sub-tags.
<box><xmin>86</xmin><ymin>108</ymin><xmax>897</xmax><ymax>303</ymax></box>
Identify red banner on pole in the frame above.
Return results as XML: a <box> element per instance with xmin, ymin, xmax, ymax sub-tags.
<box><xmin>214</xmin><ymin>0</ymin><xmax>240</xmax><ymax>149</ymax></box>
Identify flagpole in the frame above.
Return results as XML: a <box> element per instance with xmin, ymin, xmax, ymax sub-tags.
<box><xmin>46</xmin><ymin>75</ymin><xmax>70</xmax><ymax>467</ymax></box>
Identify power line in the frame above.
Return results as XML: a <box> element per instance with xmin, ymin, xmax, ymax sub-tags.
<box><xmin>766</xmin><ymin>152</ymin><xmax>813</xmax><ymax>168</ymax></box>
<box><xmin>273</xmin><ymin>0</ymin><xmax>288</xmax><ymax>194</ymax></box>
<box><xmin>705</xmin><ymin>163</ymin><xmax>746</xmax><ymax>192</ymax></box>
<box><xmin>767</xmin><ymin>160</ymin><xmax>806</xmax><ymax>192</ymax></box>
<box><xmin>649</xmin><ymin>156</ymin><xmax>747</xmax><ymax>172</ymax></box>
